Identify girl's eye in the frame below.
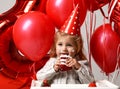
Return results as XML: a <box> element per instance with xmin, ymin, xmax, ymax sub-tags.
<box><xmin>58</xmin><ymin>43</ymin><xmax>62</xmax><ymax>46</ymax></box>
<box><xmin>66</xmin><ymin>44</ymin><xmax>72</xmax><ymax>46</ymax></box>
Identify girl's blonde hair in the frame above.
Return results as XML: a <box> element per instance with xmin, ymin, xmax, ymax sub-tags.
<box><xmin>49</xmin><ymin>31</ymin><xmax>86</xmax><ymax>60</ymax></box>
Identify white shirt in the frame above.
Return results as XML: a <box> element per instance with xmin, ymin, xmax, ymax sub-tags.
<box><xmin>31</xmin><ymin>57</ymin><xmax>94</xmax><ymax>87</ymax></box>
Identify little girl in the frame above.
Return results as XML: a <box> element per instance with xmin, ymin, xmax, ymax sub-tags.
<box><xmin>36</xmin><ymin>31</ymin><xmax>94</xmax><ymax>84</ymax></box>
<box><xmin>31</xmin><ymin>4</ymin><xmax>94</xmax><ymax>87</ymax></box>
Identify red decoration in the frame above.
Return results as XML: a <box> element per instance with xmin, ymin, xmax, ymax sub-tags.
<box><xmin>0</xmin><ymin>0</ymin><xmax>36</xmax><ymax>34</ymax></box>
<box><xmin>13</xmin><ymin>11</ymin><xmax>55</xmax><ymax>61</ymax></box>
<box><xmin>0</xmin><ymin>26</ymin><xmax>49</xmax><ymax>77</ymax></box>
<box><xmin>60</xmin><ymin>4</ymin><xmax>80</xmax><ymax>36</ymax></box>
<box><xmin>90</xmin><ymin>24</ymin><xmax>120</xmax><ymax>74</ymax></box>
<box><xmin>88</xmin><ymin>81</ymin><xmax>97</xmax><ymax>87</ymax></box>
<box><xmin>109</xmin><ymin>0</ymin><xmax>120</xmax><ymax>36</ymax></box>
<box><xmin>0</xmin><ymin>72</ymin><xmax>31</xmax><ymax>89</ymax></box>
<box><xmin>33</xmin><ymin>0</ymin><xmax>47</xmax><ymax>13</ymax></box>
<box><xmin>41</xmin><ymin>79</ymin><xmax>52</xmax><ymax>87</ymax></box>
<box><xmin>0</xmin><ymin>0</ymin><xmax>52</xmax><ymax>89</ymax></box>
<box><xmin>46</xmin><ymin>0</ymin><xmax>87</xmax><ymax>28</ymax></box>
<box><xmin>85</xmin><ymin>0</ymin><xmax>110</xmax><ymax>12</ymax></box>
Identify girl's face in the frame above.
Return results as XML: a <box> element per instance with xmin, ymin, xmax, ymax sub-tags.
<box><xmin>56</xmin><ymin>36</ymin><xmax>77</xmax><ymax>58</ymax></box>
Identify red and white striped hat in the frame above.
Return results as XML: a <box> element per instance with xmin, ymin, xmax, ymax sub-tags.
<box><xmin>60</xmin><ymin>4</ymin><xmax>80</xmax><ymax>36</ymax></box>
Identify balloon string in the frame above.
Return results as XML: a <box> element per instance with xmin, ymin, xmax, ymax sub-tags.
<box><xmin>85</xmin><ymin>13</ymin><xmax>90</xmax><ymax>68</ymax></box>
<box><xmin>30</xmin><ymin>62</ymin><xmax>37</xmax><ymax>80</ymax></box>
<box><xmin>103</xmin><ymin>18</ymin><xmax>108</xmax><ymax>76</ymax></box>
<box><xmin>85</xmin><ymin>11</ymin><xmax>96</xmax><ymax>71</ymax></box>
<box><xmin>99</xmin><ymin>7</ymin><xmax>108</xmax><ymax>19</ymax></box>
<box><xmin>111</xmin><ymin>44</ymin><xmax>120</xmax><ymax>83</ymax></box>
<box><xmin>89</xmin><ymin>12</ymin><xmax>93</xmax><ymax>70</ymax></box>
<box><xmin>85</xmin><ymin>19</ymin><xmax>89</xmax><ymax>59</ymax></box>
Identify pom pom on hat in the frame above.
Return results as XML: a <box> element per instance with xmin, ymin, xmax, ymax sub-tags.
<box><xmin>60</xmin><ymin>4</ymin><xmax>80</xmax><ymax>36</ymax></box>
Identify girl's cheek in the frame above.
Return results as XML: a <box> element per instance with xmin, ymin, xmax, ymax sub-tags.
<box><xmin>69</xmin><ymin>49</ymin><xmax>76</xmax><ymax>57</ymax></box>
<box><xmin>56</xmin><ymin>46</ymin><xmax>59</xmax><ymax>52</ymax></box>
<box><xmin>56</xmin><ymin>48</ymin><xmax>61</xmax><ymax>56</ymax></box>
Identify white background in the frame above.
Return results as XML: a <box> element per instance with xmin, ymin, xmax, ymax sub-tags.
<box><xmin>0</xmin><ymin>0</ymin><xmax>120</xmax><ymax>87</ymax></box>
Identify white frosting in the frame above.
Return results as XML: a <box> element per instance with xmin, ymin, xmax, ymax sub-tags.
<box><xmin>60</xmin><ymin>54</ymin><xmax>70</xmax><ymax>58</ymax></box>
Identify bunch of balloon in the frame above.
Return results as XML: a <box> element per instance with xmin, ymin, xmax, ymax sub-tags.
<box><xmin>0</xmin><ymin>0</ymin><xmax>55</xmax><ymax>89</ymax></box>
<box><xmin>1</xmin><ymin>0</ymin><xmax>120</xmax><ymax>89</ymax></box>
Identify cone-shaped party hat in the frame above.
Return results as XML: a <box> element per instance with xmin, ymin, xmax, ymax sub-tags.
<box><xmin>60</xmin><ymin>4</ymin><xmax>80</xmax><ymax>36</ymax></box>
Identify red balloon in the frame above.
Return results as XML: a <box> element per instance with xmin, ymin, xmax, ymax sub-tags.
<box><xmin>0</xmin><ymin>72</ymin><xmax>31</xmax><ymax>89</ymax></box>
<box><xmin>0</xmin><ymin>26</ymin><xmax>49</xmax><ymax>77</ymax></box>
<box><xmin>46</xmin><ymin>0</ymin><xmax>87</xmax><ymax>28</ymax></box>
<box><xmin>13</xmin><ymin>11</ymin><xmax>55</xmax><ymax>61</ymax></box>
<box><xmin>90</xmin><ymin>24</ymin><xmax>120</xmax><ymax>74</ymax></box>
<box><xmin>85</xmin><ymin>0</ymin><xmax>110</xmax><ymax>12</ymax></box>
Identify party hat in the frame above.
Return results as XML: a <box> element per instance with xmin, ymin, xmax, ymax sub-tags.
<box><xmin>60</xmin><ymin>4</ymin><xmax>80</xmax><ymax>36</ymax></box>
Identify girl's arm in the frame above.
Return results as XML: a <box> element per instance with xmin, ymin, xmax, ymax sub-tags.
<box><xmin>36</xmin><ymin>58</ymin><xmax>58</xmax><ymax>81</ymax></box>
<box><xmin>75</xmin><ymin>60</ymin><xmax>95</xmax><ymax>84</ymax></box>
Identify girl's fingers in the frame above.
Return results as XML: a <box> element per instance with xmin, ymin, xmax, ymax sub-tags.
<box><xmin>56</xmin><ymin>59</ymin><xmax>61</xmax><ymax>65</ymax></box>
<box><xmin>66</xmin><ymin>58</ymin><xmax>76</xmax><ymax>67</ymax></box>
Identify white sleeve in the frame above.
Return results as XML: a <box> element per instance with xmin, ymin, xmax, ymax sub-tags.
<box><xmin>75</xmin><ymin>60</ymin><xmax>95</xmax><ymax>83</ymax></box>
<box><xmin>36</xmin><ymin>58</ymin><xmax>58</xmax><ymax>81</ymax></box>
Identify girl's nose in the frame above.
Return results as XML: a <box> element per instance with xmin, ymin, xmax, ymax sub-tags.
<box><xmin>62</xmin><ymin>45</ymin><xmax>67</xmax><ymax>51</ymax></box>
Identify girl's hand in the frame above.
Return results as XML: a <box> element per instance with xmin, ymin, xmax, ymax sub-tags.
<box><xmin>66</xmin><ymin>58</ymin><xmax>81</xmax><ymax>70</ymax></box>
<box><xmin>54</xmin><ymin>58</ymin><xmax>61</xmax><ymax>72</ymax></box>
